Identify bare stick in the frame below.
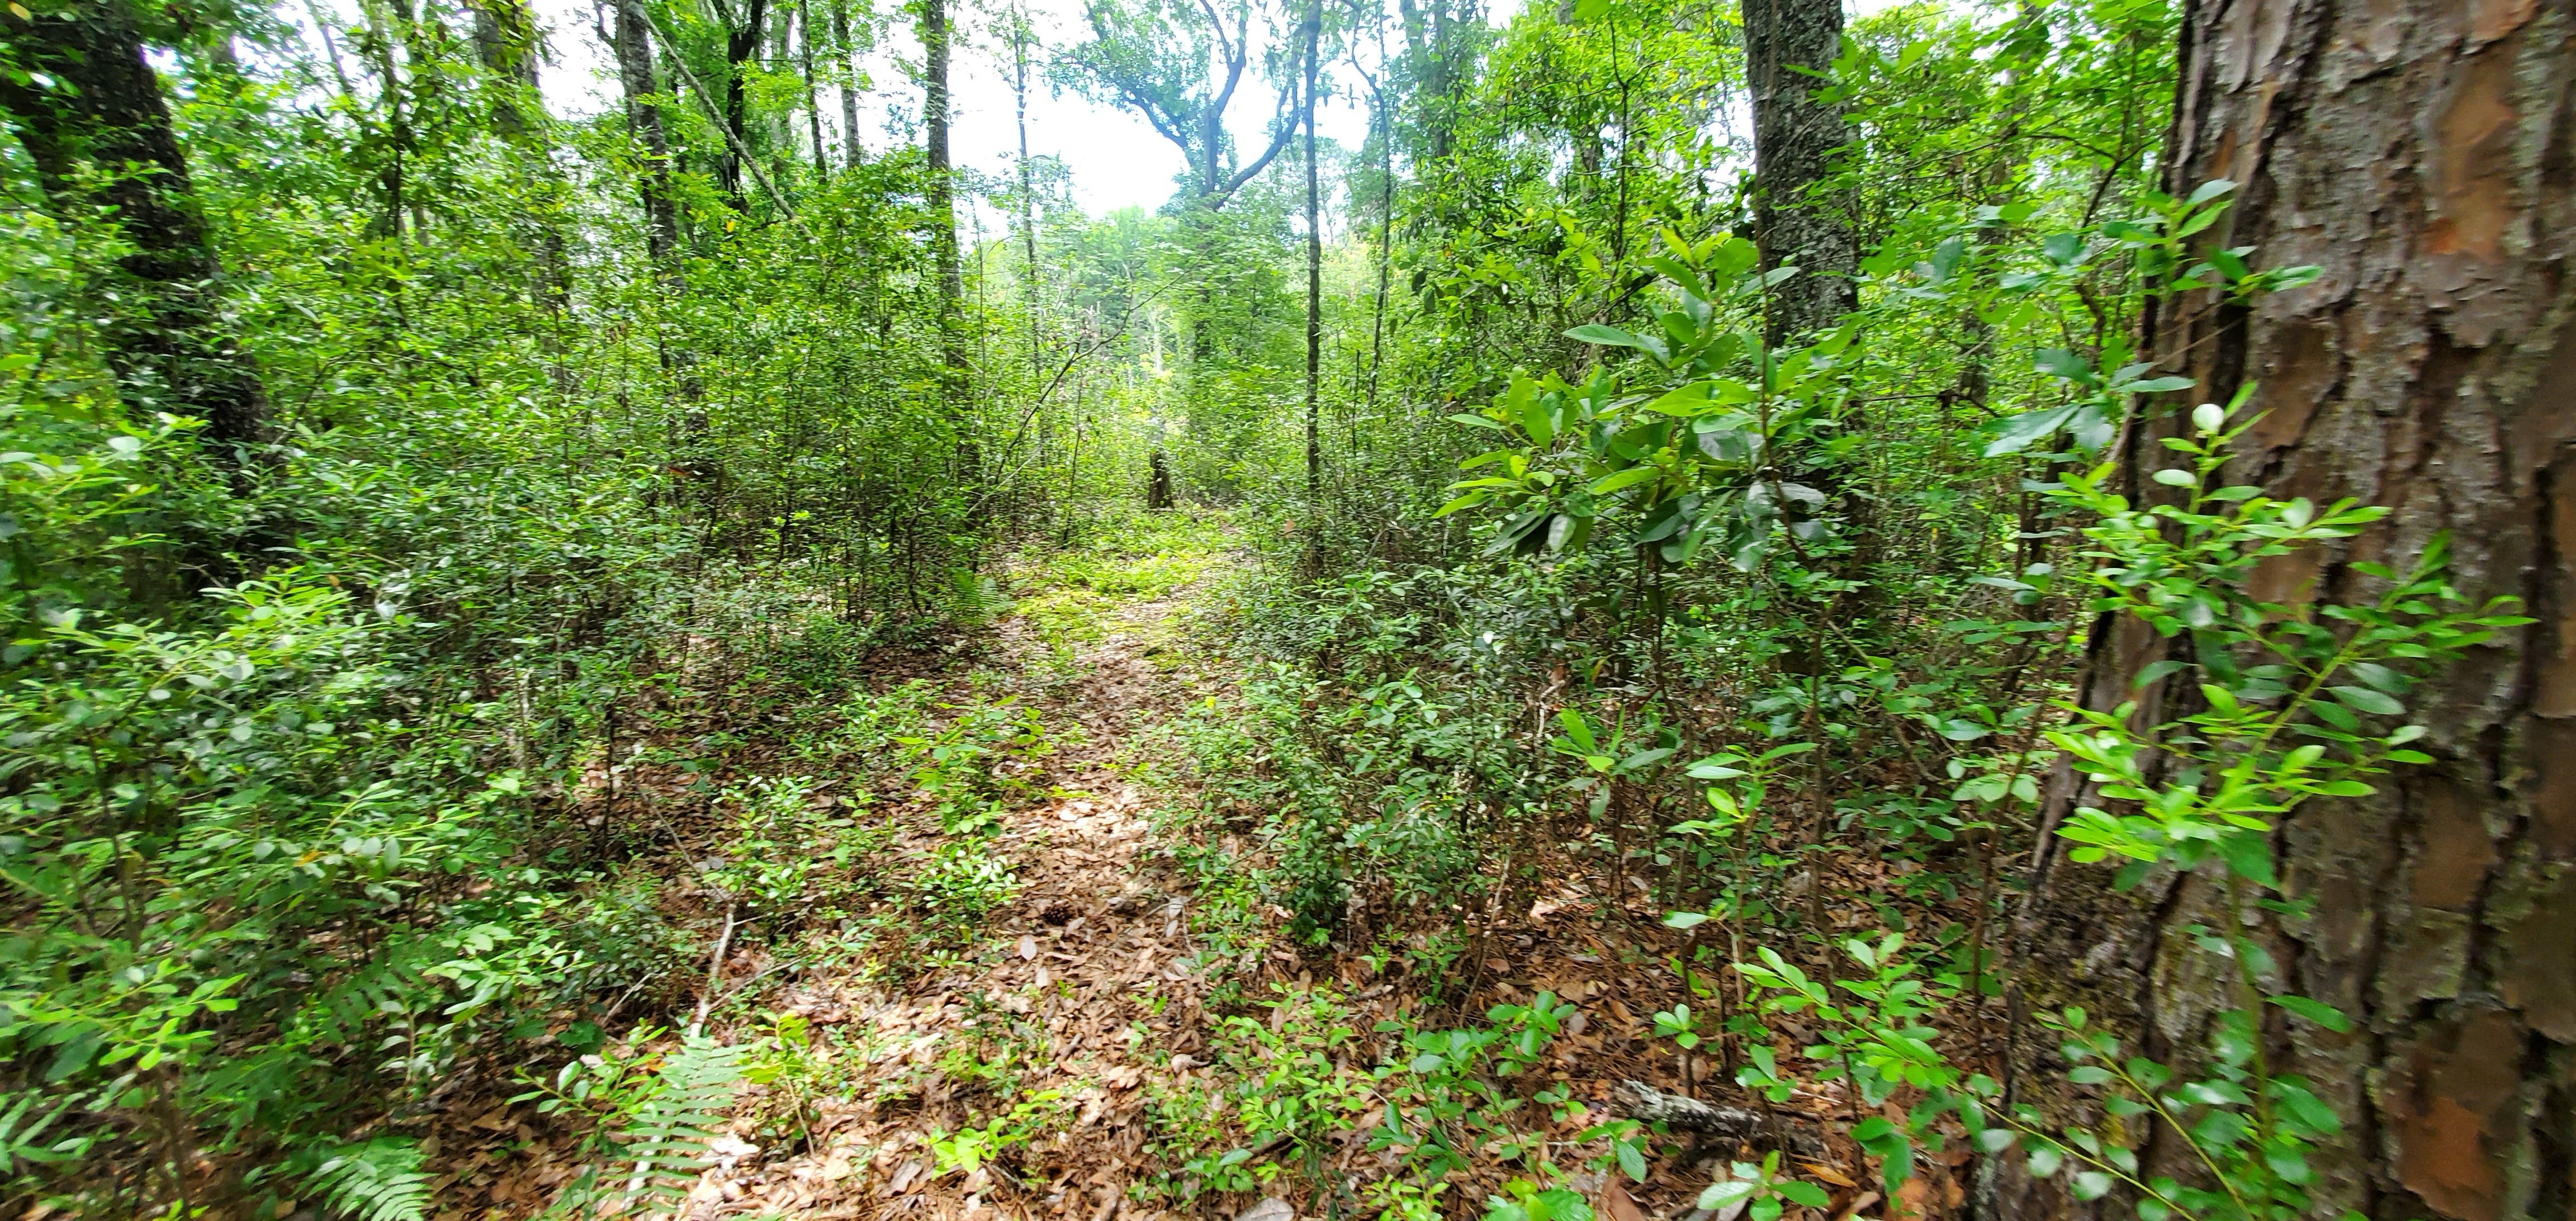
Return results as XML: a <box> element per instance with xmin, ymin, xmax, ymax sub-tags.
<box><xmin>689</xmin><ymin>903</ymin><xmax>740</xmax><ymax>1036</ymax></box>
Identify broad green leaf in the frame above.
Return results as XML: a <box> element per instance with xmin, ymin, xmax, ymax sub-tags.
<box><xmin>1589</xmin><ymin>467</ymin><xmax>1663</xmax><ymax>496</ymax></box>
<box><xmin>1566</xmin><ymin>323</ymin><xmax>1647</xmax><ymax>348</ymax></box>
<box><xmin>1983</xmin><ymin>405</ymin><xmax>2078</xmax><ymax>457</ymax></box>
<box><xmin>2329</xmin><ymin>685</ymin><xmax>2404</xmax><ymax>716</ymax></box>
<box><xmin>2267</xmin><ymin>995</ymin><xmax>2352</xmax><ymax>1033</ymax></box>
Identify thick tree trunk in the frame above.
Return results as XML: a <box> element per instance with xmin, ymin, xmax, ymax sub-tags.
<box><xmin>1147</xmin><ymin>448</ymin><xmax>1175</xmax><ymax>509</ymax></box>
<box><xmin>1991</xmin><ymin>3</ymin><xmax>2576</xmax><ymax>1220</ymax></box>
<box><xmin>1741</xmin><ymin>0</ymin><xmax>1854</xmax><ymax>344</ymax></box>
<box><xmin>612</xmin><ymin>0</ymin><xmax>681</xmax><ymax>273</ymax></box>
<box><xmin>0</xmin><ymin>0</ymin><xmax>268</xmax><ymax>452</ymax></box>
<box><xmin>468</xmin><ymin>0</ymin><xmax>542</xmax><ymax>136</ymax></box>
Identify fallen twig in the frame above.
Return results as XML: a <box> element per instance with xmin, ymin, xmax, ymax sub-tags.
<box><xmin>689</xmin><ymin>903</ymin><xmax>740</xmax><ymax>1037</ymax></box>
<box><xmin>1616</xmin><ymin>1080</ymin><xmax>1827</xmax><ymax>1156</ymax></box>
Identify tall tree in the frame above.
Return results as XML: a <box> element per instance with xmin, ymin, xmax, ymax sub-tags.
<box><xmin>470</xmin><ymin>0</ymin><xmax>571</xmax><ymax>310</ymax></box>
<box><xmin>1299</xmin><ymin>0</ymin><xmax>1322</xmax><ymax>531</ymax></box>
<box><xmin>609</xmin><ymin>0</ymin><xmax>682</xmax><ymax>272</ymax></box>
<box><xmin>1060</xmin><ymin>0</ymin><xmax>1301</xmax><ymax>209</ymax></box>
<box><xmin>1011</xmin><ymin>5</ymin><xmax>1042</xmax><ymax>390</ymax></box>
<box><xmin>354</xmin><ymin>0</ymin><xmax>419</xmax><ymax>241</ymax></box>
<box><xmin>468</xmin><ymin>0</ymin><xmax>543</xmax><ymax>136</ymax></box>
<box><xmin>1391</xmin><ymin>0</ymin><xmax>1467</xmax><ymax>163</ymax></box>
<box><xmin>919</xmin><ymin>0</ymin><xmax>965</xmax><ymax>382</ymax></box>
<box><xmin>1356</xmin><ymin>16</ymin><xmax>1394</xmax><ymax>417</ymax></box>
<box><xmin>0</xmin><ymin>0</ymin><xmax>268</xmax><ymax>452</ymax></box>
<box><xmin>1992</xmin><ymin>2</ymin><xmax>2576</xmax><ymax>1218</ymax></box>
<box><xmin>834</xmin><ymin>0</ymin><xmax>865</xmax><ymax>168</ymax></box>
<box><xmin>798</xmin><ymin>0</ymin><xmax>829</xmax><ymax>178</ymax></box>
<box><xmin>713</xmin><ymin>0</ymin><xmax>774</xmax><ymax>207</ymax></box>
<box><xmin>1741</xmin><ymin>0</ymin><xmax>1853</xmax><ymax>343</ymax></box>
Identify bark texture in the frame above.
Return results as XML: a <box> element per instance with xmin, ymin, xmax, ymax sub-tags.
<box><xmin>835</xmin><ymin>0</ymin><xmax>864</xmax><ymax>168</ymax></box>
<box><xmin>468</xmin><ymin>0</ymin><xmax>542</xmax><ymax>136</ymax></box>
<box><xmin>612</xmin><ymin>0</ymin><xmax>681</xmax><ymax>272</ymax></box>
<box><xmin>1742</xmin><ymin>0</ymin><xmax>1855</xmax><ymax>344</ymax></box>
<box><xmin>717</xmin><ymin>0</ymin><xmax>773</xmax><ymax>206</ymax></box>
<box><xmin>921</xmin><ymin>0</ymin><xmax>964</xmax><ymax>365</ymax></box>
<box><xmin>0</xmin><ymin>0</ymin><xmax>269</xmax><ymax>451</ymax></box>
<box><xmin>1301</xmin><ymin>3</ymin><xmax>1323</xmax><ymax>524</ymax></box>
<box><xmin>1614</xmin><ymin>1082</ymin><xmax>1829</xmax><ymax>1155</ymax></box>
<box><xmin>798</xmin><ymin>0</ymin><xmax>828</xmax><ymax>179</ymax></box>
<box><xmin>1992</xmin><ymin>3</ymin><xmax>2576</xmax><ymax>1219</ymax></box>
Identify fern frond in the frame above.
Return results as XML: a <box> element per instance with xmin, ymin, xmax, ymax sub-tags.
<box><xmin>610</xmin><ymin>1037</ymin><xmax>744</xmax><ymax>1215</ymax></box>
<box><xmin>307</xmin><ymin>1137</ymin><xmax>430</xmax><ymax>1221</ymax></box>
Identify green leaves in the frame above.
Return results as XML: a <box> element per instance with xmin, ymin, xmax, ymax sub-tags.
<box><xmin>1484</xmin><ymin>1185</ymin><xmax>1592</xmax><ymax>1221</ymax></box>
<box><xmin>1694</xmin><ymin>1153</ymin><xmax>1827</xmax><ymax>1221</ymax></box>
<box><xmin>2267</xmin><ymin>995</ymin><xmax>2352</xmax><ymax>1033</ymax></box>
<box><xmin>1440</xmin><ymin>238</ymin><xmax>1855</xmax><ymax>569</ymax></box>
<box><xmin>305</xmin><ymin>1139</ymin><xmax>430</xmax><ymax>1221</ymax></box>
<box><xmin>1565</xmin><ymin>322</ymin><xmax>1648</xmax><ymax>349</ymax></box>
<box><xmin>1651</xmin><ymin>1005</ymin><xmax>1700</xmax><ymax>1048</ymax></box>
<box><xmin>2327</xmin><ymin>685</ymin><xmax>2404</xmax><ymax>716</ymax></box>
<box><xmin>1983</xmin><ymin>404</ymin><xmax>2077</xmax><ymax>457</ymax></box>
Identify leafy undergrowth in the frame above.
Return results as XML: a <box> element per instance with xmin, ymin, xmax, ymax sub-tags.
<box><xmin>428</xmin><ymin>511</ymin><xmax>1992</xmax><ymax>1221</ymax></box>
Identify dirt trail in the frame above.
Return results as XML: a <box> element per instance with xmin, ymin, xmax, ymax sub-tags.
<box><xmin>674</xmin><ymin>565</ymin><xmax>1235</xmax><ymax>1220</ymax></box>
<box><xmin>482</xmin><ymin>535</ymin><xmax>1966</xmax><ymax>1221</ymax></box>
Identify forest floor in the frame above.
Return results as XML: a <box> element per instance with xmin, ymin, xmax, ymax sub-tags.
<box><xmin>434</xmin><ymin>514</ymin><xmax>1980</xmax><ymax>1221</ymax></box>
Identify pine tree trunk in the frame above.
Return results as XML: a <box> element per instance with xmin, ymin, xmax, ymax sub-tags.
<box><xmin>0</xmin><ymin>0</ymin><xmax>268</xmax><ymax>452</ymax></box>
<box><xmin>1741</xmin><ymin>0</ymin><xmax>1854</xmax><ymax>344</ymax></box>
<box><xmin>1990</xmin><ymin>3</ymin><xmax>2576</xmax><ymax>1219</ymax></box>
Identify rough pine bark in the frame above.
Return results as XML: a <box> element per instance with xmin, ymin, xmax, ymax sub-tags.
<box><xmin>1741</xmin><ymin>0</ymin><xmax>1855</xmax><ymax>344</ymax></box>
<box><xmin>1991</xmin><ymin>2</ymin><xmax>2576</xmax><ymax>1219</ymax></box>
<box><xmin>0</xmin><ymin>0</ymin><xmax>268</xmax><ymax>451</ymax></box>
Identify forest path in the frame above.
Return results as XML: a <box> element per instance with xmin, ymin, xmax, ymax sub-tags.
<box><xmin>674</xmin><ymin>522</ymin><xmax>1249</xmax><ymax>1221</ymax></box>
<box><xmin>466</xmin><ymin>516</ymin><xmax>1965</xmax><ymax>1221</ymax></box>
